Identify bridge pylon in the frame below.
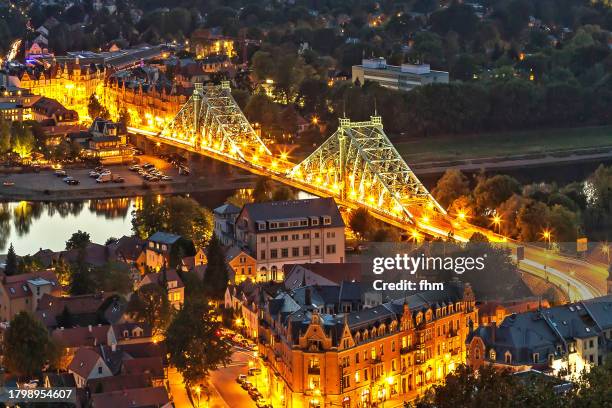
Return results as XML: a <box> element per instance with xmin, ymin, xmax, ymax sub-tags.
<box><xmin>288</xmin><ymin>116</ymin><xmax>446</xmax><ymax>224</ymax></box>
<box><xmin>158</xmin><ymin>83</ymin><xmax>271</xmax><ymax>163</ymax></box>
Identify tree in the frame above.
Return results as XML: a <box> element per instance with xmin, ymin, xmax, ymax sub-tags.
<box><xmin>165</xmin><ymin>297</ymin><xmax>232</xmax><ymax>386</ymax></box>
<box><xmin>11</xmin><ymin>126</ymin><xmax>35</xmax><ymax>159</ymax></box>
<box><xmin>252</xmin><ymin>176</ymin><xmax>272</xmax><ymax>202</ymax></box>
<box><xmin>91</xmin><ymin>262</ymin><xmax>133</xmax><ymax>294</ymax></box>
<box><xmin>349</xmin><ymin>207</ymin><xmax>379</xmax><ymax>240</ymax></box>
<box><xmin>517</xmin><ymin>200</ymin><xmax>549</xmax><ymax>242</ymax></box>
<box><xmin>432</xmin><ymin>170</ymin><xmax>470</xmax><ymax>209</ymax></box>
<box><xmin>56</xmin><ymin>305</ymin><xmax>74</xmax><ymax>328</ymax></box>
<box><xmin>5</xmin><ymin>243</ymin><xmax>17</xmax><ymax>276</ymax></box>
<box><xmin>118</xmin><ymin>107</ymin><xmax>131</xmax><ymax>127</ymax></box>
<box><xmin>69</xmin><ymin>264</ymin><xmax>96</xmax><ymax>295</ymax></box>
<box><xmin>272</xmin><ymin>186</ymin><xmax>296</xmax><ymax>201</ymax></box>
<box><xmin>132</xmin><ymin>194</ymin><xmax>166</xmax><ymax>239</ymax></box>
<box><xmin>66</xmin><ymin>230</ymin><xmax>91</xmax><ymax>250</ymax></box>
<box><xmin>0</xmin><ymin>118</ymin><xmax>11</xmax><ymax>153</ymax></box>
<box><xmin>127</xmin><ymin>283</ymin><xmax>173</xmax><ymax>337</ymax></box>
<box><xmin>474</xmin><ymin>175</ymin><xmax>521</xmax><ymax>212</ymax></box>
<box><xmin>204</xmin><ymin>235</ymin><xmax>228</xmax><ymax>299</ymax></box>
<box><xmin>3</xmin><ymin>311</ymin><xmax>60</xmax><ymax>378</ymax></box>
<box><xmin>87</xmin><ymin>94</ymin><xmax>108</xmax><ymax>119</ymax></box>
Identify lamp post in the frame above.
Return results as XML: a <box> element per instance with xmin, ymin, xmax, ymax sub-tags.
<box><xmin>193</xmin><ymin>385</ymin><xmax>201</xmax><ymax>408</ymax></box>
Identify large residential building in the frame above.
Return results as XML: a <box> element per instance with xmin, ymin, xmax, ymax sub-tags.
<box><xmin>352</xmin><ymin>58</ymin><xmax>449</xmax><ymax>92</ymax></box>
<box><xmin>227</xmin><ymin>198</ymin><xmax>346</xmax><ymax>282</ymax></box>
<box><xmin>258</xmin><ymin>281</ymin><xmax>477</xmax><ymax>408</ymax></box>
<box><xmin>467</xmin><ymin>294</ymin><xmax>612</xmax><ymax>379</ymax></box>
<box><xmin>82</xmin><ymin>118</ymin><xmax>133</xmax><ymax>164</ymax></box>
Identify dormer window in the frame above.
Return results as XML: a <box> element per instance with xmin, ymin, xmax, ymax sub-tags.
<box><xmin>311</xmin><ymin>217</ymin><xmax>319</xmax><ymax>226</ymax></box>
<box><xmin>489</xmin><ymin>350</ymin><xmax>496</xmax><ymax>360</ymax></box>
<box><xmin>323</xmin><ymin>216</ymin><xmax>331</xmax><ymax>225</ymax></box>
<box><xmin>257</xmin><ymin>222</ymin><xmax>266</xmax><ymax>231</ymax></box>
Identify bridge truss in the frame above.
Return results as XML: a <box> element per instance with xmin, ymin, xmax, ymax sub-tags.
<box><xmin>151</xmin><ymin>83</ymin><xmax>485</xmax><ymax>239</ymax></box>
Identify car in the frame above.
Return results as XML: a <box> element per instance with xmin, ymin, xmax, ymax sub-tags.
<box><xmin>241</xmin><ymin>381</ymin><xmax>253</xmax><ymax>390</ymax></box>
<box><xmin>236</xmin><ymin>374</ymin><xmax>248</xmax><ymax>384</ymax></box>
<box><xmin>256</xmin><ymin>398</ymin><xmax>272</xmax><ymax>408</ymax></box>
<box><xmin>161</xmin><ymin>175</ymin><xmax>173</xmax><ymax>181</ymax></box>
<box><xmin>54</xmin><ymin>170</ymin><xmax>67</xmax><ymax>177</ymax></box>
<box><xmin>3</xmin><ymin>181</ymin><xmax>15</xmax><ymax>186</ymax></box>
<box><xmin>96</xmin><ymin>173</ymin><xmax>112</xmax><ymax>183</ymax></box>
<box><xmin>89</xmin><ymin>171</ymin><xmax>100</xmax><ymax>178</ymax></box>
<box><xmin>148</xmin><ymin>177</ymin><xmax>160</xmax><ymax>182</ymax></box>
<box><xmin>357</xmin><ymin>244</ymin><xmax>369</xmax><ymax>251</ymax></box>
<box><xmin>142</xmin><ymin>163</ymin><xmax>154</xmax><ymax>169</ymax></box>
<box><xmin>128</xmin><ymin>165</ymin><xmax>140</xmax><ymax>171</ymax></box>
<box><xmin>66</xmin><ymin>179</ymin><xmax>80</xmax><ymax>185</ymax></box>
<box><xmin>346</xmin><ymin>246</ymin><xmax>355</xmax><ymax>252</ymax></box>
<box><xmin>112</xmin><ymin>176</ymin><xmax>125</xmax><ymax>183</ymax></box>
<box><xmin>248</xmin><ymin>367</ymin><xmax>261</xmax><ymax>376</ymax></box>
<box><xmin>248</xmin><ymin>389</ymin><xmax>262</xmax><ymax>400</ymax></box>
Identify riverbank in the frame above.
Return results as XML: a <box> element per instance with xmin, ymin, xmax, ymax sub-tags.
<box><xmin>411</xmin><ymin>145</ymin><xmax>612</xmax><ymax>175</ymax></box>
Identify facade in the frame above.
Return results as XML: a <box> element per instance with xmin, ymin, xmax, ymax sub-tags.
<box><xmin>226</xmin><ymin>245</ymin><xmax>258</xmax><ymax>283</ymax></box>
<box><xmin>233</xmin><ymin>198</ymin><xmax>346</xmax><ymax>282</ymax></box>
<box><xmin>213</xmin><ymin>203</ymin><xmax>241</xmax><ymax>246</ymax></box>
<box><xmin>11</xmin><ymin>62</ymin><xmax>105</xmax><ymax>120</ymax></box>
<box><xmin>258</xmin><ymin>281</ymin><xmax>477</xmax><ymax>408</ymax></box>
<box><xmin>467</xmin><ymin>294</ymin><xmax>612</xmax><ymax>379</ymax></box>
<box><xmin>0</xmin><ymin>271</ymin><xmax>61</xmax><ymax>322</ymax></box>
<box><xmin>139</xmin><ymin>268</ymin><xmax>185</xmax><ymax>309</ymax></box>
<box><xmin>352</xmin><ymin>58</ymin><xmax>449</xmax><ymax>92</ymax></box>
<box><xmin>144</xmin><ymin>232</ymin><xmax>182</xmax><ymax>270</ymax></box>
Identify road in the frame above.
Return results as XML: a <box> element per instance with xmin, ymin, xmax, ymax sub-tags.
<box><xmin>209</xmin><ymin>348</ymin><xmax>258</xmax><ymax>408</ymax></box>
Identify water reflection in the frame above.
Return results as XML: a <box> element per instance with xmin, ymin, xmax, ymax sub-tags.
<box><xmin>0</xmin><ymin>198</ymin><xmax>137</xmax><ymax>254</ymax></box>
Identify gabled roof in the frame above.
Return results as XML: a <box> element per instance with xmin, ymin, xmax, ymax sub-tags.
<box><xmin>122</xmin><ymin>357</ymin><xmax>164</xmax><ymax>378</ymax></box>
<box><xmin>53</xmin><ymin>325</ymin><xmax>113</xmax><ymax>348</ymax></box>
<box><xmin>148</xmin><ymin>231</ymin><xmax>181</xmax><ymax>245</ymax></box>
<box><xmin>213</xmin><ymin>203</ymin><xmax>240</xmax><ymax>215</ymax></box>
<box><xmin>239</xmin><ymin>198</ymin><xmax>345</xmax><ymax>230</ymax></box>
<box><xmin>68</xmin><ymin>347</ymin><xmax>104</xmax><ymax>379</ymax></box>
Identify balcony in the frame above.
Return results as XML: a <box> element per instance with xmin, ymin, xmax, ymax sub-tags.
<box><xmin>400</xmin><ymin>345</ymin><xmax>414</xmax><ymax>355</ymax></box>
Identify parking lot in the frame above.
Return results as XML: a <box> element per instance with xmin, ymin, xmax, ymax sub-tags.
<box><xmin>0</xmin><ymin>155</ymin><xmax>183</xmax><ymax>193</ymax></box>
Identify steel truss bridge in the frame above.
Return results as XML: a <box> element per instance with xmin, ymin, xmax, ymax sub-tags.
<box><xmin>126</xmin><ymin>81</ymin><xmax>606</xmax><ymax>300</ymax></box>
<box><xmin>130</xmin><ymin>82</ymin><xmax>493</xmax><ymax>242</ymax></box>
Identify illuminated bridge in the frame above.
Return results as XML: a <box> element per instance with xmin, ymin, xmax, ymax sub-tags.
<box><xmin>129</xmin><ymin>81</ymin><xmax>491</xmax><ymax>242</ymax></box>
<box><xmin>126</xmin><ymin>82</ymin><xmax>606</xmax><ymax>300</ymax></box>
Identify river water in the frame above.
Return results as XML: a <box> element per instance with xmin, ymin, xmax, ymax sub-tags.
<box><xmin>2</xmin><ymin>159</ymin><xmax>610</xmax><ymax>256</ymax></box>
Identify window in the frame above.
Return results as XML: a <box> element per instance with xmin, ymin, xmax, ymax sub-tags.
<box><xmin>257</xmin><ymin>222</ymin><xmax>266</xmax><ymax>231</ymax></box>
<box><xmin>292</xmin><ymin>234</ymin><xmax>299</xmax><ymax>240</ymax></box>
<box><xmin>323</xmin><ymin>216</ymin><xmax>331</xmax><ymax>225</ymax></box>
<box><xmin>271</xmin><ymin>249</ymin><xmax>278</xmax><ymax>259</ymax></box>
<box><xmin>326</xmin><ymin>244</ymin><xmax>336</xmax><ymax>254</ymax></box>
<box><xmin>260</xmin><ymin>237</ymin><xmax>266</xmax><ymax>243</ymax></box>
<box><xmin>489</xmin><ymin>350</ymin><xmax>496</xmax><ymax>360</ymax></box>
<box><xmin>292</xmin><ymin>247</ymin><xmax>299</xmax><ymax>257</ymax></box>
<box><xmin>311</xmin><ymin>218</ymin><xmax>319</xmax><ymax>226</ymax></box>
<box><xmin>281</xmin><ymin>235</ymin><xmax>288</xmax><ymax>241</ymax></box>
<box><xmin>281</xmin><ymin>248</ymin><xmax>289</xmax><ymax>258</ymax></box>
<box><xmin>314</xmin><ymin>232</ymin><xmax>320</xmax><ymax>238</ymax></box>
<box><xmin>342</xmin><ymin>375</ymin><xmax>350</xmax><ymax>389</ymax></box>
<box><xmin>303</xmin><ymin>233</ymin><xmax>310</xmax><ymax>239</ymax></box>
<box><xmin>355</xmin><ymin>353</ymin><xmax>360</xmax><ymax>364</ymax></box>
<box><xmin>364</xmin><ymin>369</ymin><xmax>369</xmax><ymax>381</ymax></box>
<box><xmin>270</xmin><ymin>236</ymin><xmax>278</xmax><ymax>242</ymax></box>
<box><xmin>326</xmin><ymin>231</ymin><xmax>335</xmax><ymax>238</ymax></box>
<box><xmin>260</xmin><ymin>250</ymin><xmax>266</xmax><ymax>260</ymax></box>
<box><xmin>303</xmin><ymin>246</ymin><xmax>310</xmax><ymax>256</ymax></box>
<box><xmin>532</xmin><ymin>353</ymin><xmax>539</xmax><ymax>363</ymax></box>
<box><xmin>315</xmin><ymin>245</ymin><xmax>320</xmax><ymax>255</ymax></box>
<box><xmin>505</xmin><ymin>352</ymin><xmax>512</xmax><ymax>364</ymax></box>
<box><xmin>98</xmin><ymin>366</ymin><xmax>103</xmax><ymax>374</ymax></box>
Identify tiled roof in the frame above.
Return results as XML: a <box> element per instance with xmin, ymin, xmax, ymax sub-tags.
<box><xmin>53</xmin><ymin>325</ymin><xmax>113</xmax><ymax>348</ymax></box>
<box><xmin>2</xmin><ymin>270</ymin><xmax>59</xmax><ymax>299</ymax></box>
<box><xmin>68</xmin><ymin>347</ymin><xmax>103</xmax><ymax>379</ymax></box>
<box><xmin>90</xmin><ymin>386</ymin><xmax>169</xmax><ymax>408</ymax></box>
<box><xmin>148</xmin><ymin>231</ymin><xmax>181</xmax><ymax>245</ymax></box>
<box><xmin>122</xmin><ymin>357</ymin><xmax>164</xmax><ymax>378</ymax></box>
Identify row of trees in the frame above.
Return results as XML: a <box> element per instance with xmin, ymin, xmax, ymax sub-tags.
<box><xmin>431</xmin><ymin>164</ymin><xmax>612</xmax><ymax>244</ymax></box>
<box><xmin>415</xmin><ymin>359</ymin><xmax>612</xmax><ymax>408</ymax></box>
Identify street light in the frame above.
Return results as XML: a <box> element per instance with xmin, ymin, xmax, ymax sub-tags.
<box><xmin>194</xmin><ymin>385</ymin><xmax>201</xmax><ymax>408</ymax></box>
<box><xmin>491</xmin><ymin>214</ymin><xmax>502</xmax><ymax>233</ymax></box>
<box><xmin>541</xmin><ymin>229</ymin><xmax>552</xmax><ymax>249</ymax></box>
<box><xmin>601</xmin><ymin>242</ymin><xmax>610</xmax><ymax>264</ymax></box>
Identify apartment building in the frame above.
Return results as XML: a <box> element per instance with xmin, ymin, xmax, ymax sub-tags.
<box><xmin>0</xmin><ymin>271</ymin><xmax>61</xmax><ymax>322</ymax></box>
<box><xmin>225</xmin><ymin>198</ymin><xmax>345</xmax><ymax>282</ymax></box>
<box><xmin>258</xmin><ymin>281</ymin><xmax>477</xmax><ymax>408</ymax></box>
<box><xmin>467</xmin><ymin>294</ymin><xmax>612</xmax><ymax>379</ymax></box>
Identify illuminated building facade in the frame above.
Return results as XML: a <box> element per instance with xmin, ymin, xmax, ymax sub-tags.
<box><xmin>467</xmin><ymin>294</ymin><xmax>612</xmax><ymax>379</ymax></box>
<box><xmin>99</xmin><ymin>77</ymin><xmax>190</xmax><ymax>130</ymax></box>
<box><xmin>258</xmin><ymin>281</ymin><xmax>476</xmax><ymax>408</ymax></box>
<box><xmin>12</xmin><ymin>62</ymin><xmax>105</xmax><ymax>120</ymax></box>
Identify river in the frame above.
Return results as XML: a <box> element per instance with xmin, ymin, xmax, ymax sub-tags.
<box><xmin>1</xmin><ymin>159</ymin><xmax>610</xmax><ymax>256</ymax></box>
<box><xmin>0</xmin><ymin>190</ymin><xmax>240</xmax><ymax>255</ymax></box>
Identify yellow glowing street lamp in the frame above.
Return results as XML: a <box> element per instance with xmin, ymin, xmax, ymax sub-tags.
<box><xmin>491</xmin><ymin>214</ymin><xmax>502</xmax><ymax>233</ymax></box>
<box><xmin>541</xmin><ymin>229</ymin><xmax>552</xmax><ymax>249</ymax></box>
<box><xmin>601</xmin><ymin>242</ymin><xmax>610</xmax><ymax>263</ymax></box>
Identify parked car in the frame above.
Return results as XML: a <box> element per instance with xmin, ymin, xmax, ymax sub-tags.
<box><xmin>3</xmin><ymin>181</ymin><xmax>15</xmax><ymax>186</ymax></box>
<box><xmin>54</xmin><ymin>169</ymin><xmax>67</xmax><ymax>177</ymax></box>
<box><xmin>96</xmin><ymin>173</ymin><xmax>112</xmax><ymax>183</ymax></box>
<box><xmin>161</xmin><ymin>175</ymin><xmax>173</xmax><ymax>181</ymax></box>
<box><xmin>66</xmin><ymin>179</ymin><xmax>80</xmax><ymax>185</ymax></box>
<box><xmin>256</xmin><ymin>398</ymin><xmax>272</xmax><ymax>408</ymax></box>
<box><xmin>112</xmin><ymin>176</ymin><xmax>125</xmax><ymax>183</ymax></box>
<box><xmin>248</xmin><ymin>367</ymin><xmax>261</xmax><ymax>376</ymax></box>
<box><xmin>128</xmin><ymin>165</ymin><xmax>140</xmax><ymax>171</ymax></box>
<box><xmin>248</xmin><ymin>389</ymin><xmax>262</xmax><ymax>400</ymax></box>
<box><xmin>241</xmin><ymin>381</ymin><xmax>253</xmax><ymax>390</ymax></box>
<box><xmin>89</xmin><ymin>171</ymin><xmax>99</xmax><ymax>178</ymax></box>
<box><xmin>236</xmin><ymin>374</ymin><xmax>248</xmax><ymax>384</ymax></box>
